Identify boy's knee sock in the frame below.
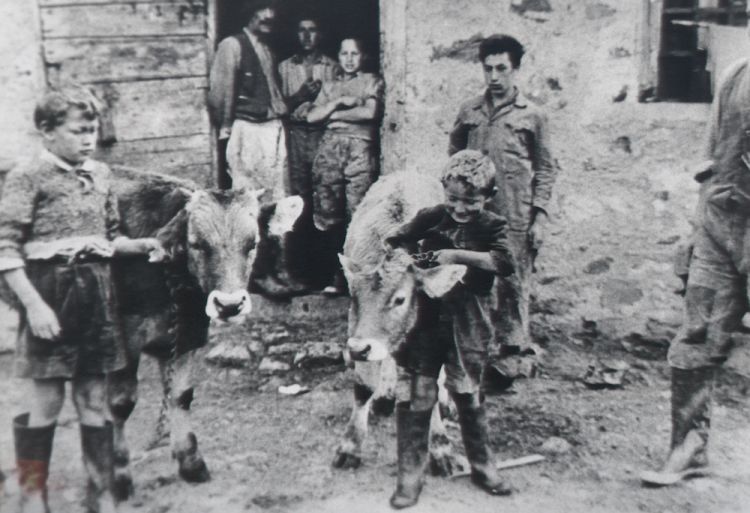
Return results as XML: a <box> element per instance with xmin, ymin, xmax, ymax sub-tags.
<box><xmin>14</xmin><ymin>413</ymin><xmax>56</xmax><ymax>507</ymax></box>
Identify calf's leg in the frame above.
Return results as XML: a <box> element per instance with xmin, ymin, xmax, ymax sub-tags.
<box><xmin>166</xmin><ymin>351</ymin><xmax>210</xmax><ymax>483</ymax></box>
<box><xmin>107</xmin><ymin>361</ymin><xmax>139</xmax><ymax>501</ymax></box>
<box><xmin>332</xmin><ymin>383</ymin><xmax>372</xmax><ymax>469</ymax></box>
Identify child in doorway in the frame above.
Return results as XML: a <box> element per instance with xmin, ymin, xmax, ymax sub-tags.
<box><xmin>0</xmin><ymin>86</ymin><xmax>165</xmax><ymax>513</ymax></box>
<box><xmin>306</xmin><ymin>37</ymin><xmax>383</xmax><ymax>295</ymax></box>
<box><xmin>384</xmin><ymin>150</ymin><xmax>517</xmax><ymax>509</ymax></box>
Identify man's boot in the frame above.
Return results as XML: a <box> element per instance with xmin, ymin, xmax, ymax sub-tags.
<box><xmin>453</xmin><ymin>394</ymin><xmax>512</xmax><ymax>496</ymax></box>
<box><xmin>640</xmin><ymin>366</ymin><xmax>714</xmax><ymax>486</ymax></box>
<box><xmin>389</xmin><ymin>402</ymin><xmax>432</xmax><ymax>509</ymax></box>
<box><xmin>14</xmin><ymin>413</ymin><xmax>55</xmax><ymax>513</ymax></box>
<box><xmin>80</xmin><ymin>422</ymin><xmax>118</xmax><ymax>513</ymax></box>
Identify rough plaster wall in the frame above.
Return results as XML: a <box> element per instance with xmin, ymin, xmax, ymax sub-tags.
<box><xmin>403</xmin><ymin>0</ymin><xmax>710</xmax><ymax>343</ymax></box>
<box><xmin>0</xmin><ymin>0</ymin><xmax>43</xmax><ymax>351</ymax></box>
<box><xmin>0</xmin><ymin>0</ymin><xmax>44</xmax><ymax>162</ymax></box>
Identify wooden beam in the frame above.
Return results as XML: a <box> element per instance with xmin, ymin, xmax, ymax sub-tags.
<box><xmin>44</xmin><ymin>36</ymin><xmax>207</xmax><ymax>84</ymax></box>
<box><xmin>88</xmin><ymin>77</ymin><xmax>209</xmax><ymax>141</ymax></box>
<box><xmin>40</xmin><ymin>2</ymin><xmax>207</xmax><ymax>39</ymax></box>
<box><xmin>379</xmin><ymin>0</ymin><xmax>408</xmax><ymax>176</ymax></box>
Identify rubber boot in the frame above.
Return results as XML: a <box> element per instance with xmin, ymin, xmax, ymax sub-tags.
<box><xmin>14</xmin><ymin>413</ymin><xmax>55</xmax><ymax>513</ymax></box>
<box><xmin>389</xmin><ymin>402</ymin><xmax>432</xmax><ymax>509</ymax></box>
<box><xmin>640</xmin><ymin>366</ymin><xmax>714</xmax><ymax>487</ymax></box>
<box><xmin>453</xmin><ymin>394</ymin><xmax>512</xmax><ymax>496</ymax></box>
<box><xmin>80</xmin><ymin>422</ymin><xmax>118</xmax><ymax>513</ymax></box>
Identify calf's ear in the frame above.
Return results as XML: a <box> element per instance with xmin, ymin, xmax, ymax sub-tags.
<box><xmin>267</xmin><ymin>195</ymin><xmax>304</xmax><ymax>236</ymax></box>
<box><xmin>339</xmin><ymin>254</ymin><xmax>361</xmax><ymax>283</ymax></box>
<box><xmin>416</xmin><ymin>264</ymin><xmax>467</xmax><ymax>298</ymax></box>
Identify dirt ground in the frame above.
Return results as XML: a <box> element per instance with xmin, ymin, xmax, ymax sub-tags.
<box><xmin>1</xmin><ymin>307</ymin><xmax>749</xmax><ymax>513</ymax></box>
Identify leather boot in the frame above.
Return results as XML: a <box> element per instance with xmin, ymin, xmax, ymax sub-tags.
<box><xmin>453</xmin><ymin>394</ymin><xmax>512</xmax><ymax>496</ymax></box>
<box><xmin>640</xmin><ymin>366</ymin><xmax>714</xmax><ymax>486</ymax></box>
<box><xmin>389</xmin><ymin>402</ymin><xmax>432</xmax><ymax>509</ymax></box>
<box><xmin>80</xmin><ymin>422</ymin><xmax>117</xmax><ymax>513</ymax></box>
<box><xmin>14</xmin><ymin>413</ymin><xmax>55</xmax><ymax>513</ymax></box>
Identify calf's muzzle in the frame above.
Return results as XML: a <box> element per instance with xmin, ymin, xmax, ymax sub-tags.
<box><xmin>205</xmin><ymin>290</ymin><xmax>252</xmax><ymax>320</ymax></box>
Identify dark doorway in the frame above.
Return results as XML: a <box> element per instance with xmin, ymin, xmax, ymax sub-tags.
<box><xmin>211</xmin><ymin>0</ymin><xmax>380</xmax><ymax>186</ymax></box>
<box><xmin>658</xmin><ymin>0</ymin><xmax>747</xmax><ymax>102</ymax></box>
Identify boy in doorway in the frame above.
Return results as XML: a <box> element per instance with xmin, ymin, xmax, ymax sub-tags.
<box><xmin>0</xmin><ymin>86</ymin><xmax>165</xmax><ymax>513</ymax></box>
<box><xmin>385</xmin><ymin>150</ymin><xmax>516</xmax><ymax>509</ymax></box>
<box><xmin>278</xmin><ymin>15</ymin><xmax>340</xmax><ymax>293</ymax></box>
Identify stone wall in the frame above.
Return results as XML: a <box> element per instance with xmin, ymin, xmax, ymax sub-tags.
<box><xmin>398</xmin><ymin>0</ymin><xmax>710</xmax><ymax>342</ymax></box>
<box><xmin>0</xmin><ymin>0</ymin><xmax>45</xmax><ymax>162</ymax></box>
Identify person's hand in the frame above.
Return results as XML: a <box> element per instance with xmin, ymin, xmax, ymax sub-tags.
<box><xmin>295</xmin><ymin>78</ymin><xmax>322</xmax><ymax>101</ymax></box>
<box><xmin>141</xmin><ymin>238</ymin><xmax>169</xmax><ymax>263</ymax></box>
<box><xmin>26</xmin><ymin>298</ymin><xmax>61</xmax><ymax>341</ymax></box>
<box><xmin>529</xmin><ymin>210</ymin><xmax>548</xmax><ymax>250</ymax></box>
<box><xmin>433</xmin><ymin>249</ymin><xmax>458</xmax><ymax>265</ymax></box>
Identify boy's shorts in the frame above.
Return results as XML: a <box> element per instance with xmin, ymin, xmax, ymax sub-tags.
<box><xmin>15</xmin><ymin>260</ymin><xmax>127</xmax><ymax>379</ymax></box>
<box><xmin>397</xmin><ymin>288</ymin><xmax>496</xmax><ymax>395</ymax></box>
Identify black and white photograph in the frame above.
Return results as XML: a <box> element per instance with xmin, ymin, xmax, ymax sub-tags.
<box><xmin>0</xmin><ymin>0</ymin><xmax>749</xmax><ymax>512</ymax></box>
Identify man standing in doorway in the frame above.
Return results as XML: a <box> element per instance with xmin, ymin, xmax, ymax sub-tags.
<box><xmin>641</xmin><ymin>8</ymin><xmax>750</xmax><ymax>485</ymax></box>
<box><xmin>208</xmin><ymin>0</ymin><xmax>288</xmax><ymax>199</ymax></box>
<box><xmin>449</xmin><ymin>34</ymin><xmax>559</xmax><ymax>370</ymax></box>
<box><xmin>279</xmin><ymin>16</ymin><xmax>339</xmax><ymax>291</ymax></box>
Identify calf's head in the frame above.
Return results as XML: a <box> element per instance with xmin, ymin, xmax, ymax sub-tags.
<box><xmin>184</xmin><ymin>189</ymin><xmax>302</xmax><ymax>321</ymax></box>
<box><xmin>340</xmin><ymin>250</ymin><xmax>466</xmax><ymax>362</ymax></box>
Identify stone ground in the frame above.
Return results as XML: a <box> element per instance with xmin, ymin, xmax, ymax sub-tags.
<box><xmin>1</xmin><ymin>294</ymin><xmax>750</xmax><ymax>513</ymax></box>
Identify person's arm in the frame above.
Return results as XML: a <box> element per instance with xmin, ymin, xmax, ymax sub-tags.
<box><xmin>384</xmin><ymin>207</ymin><xmax>446</xmax><ymax>256</ymax></box>
<box><xmin>330</xmin><ymin>97</ymin><xmax>378</xmax><ymax>122</ymax></box>
<box><xmin>435</xmin><ymin>214</ymin><xmax>515</xmax><ymax>276</ymax></box>
<box><xmin>530</xmin><ymin>110</ymin><xmax>558</xmax><ymax>221</ymax></box>
<box><xmin>448</xmin><ymin>106</ymin><xmax>470</xmax><ymax>156</ymax></box>
<box><xmin>208</xmin><ymin>37</ymin><xmax>240</xmax><ymax>135</ymax></box>
<box><xmin>330</xmin><ymin>76</ymin><xmax>382</xmax><ymax>122</ymax></box>
<box><xmin>306</xmin><ymin>83</ymin><xmax>359</xmax><ymax>124</ymax></box>
<box><xmin>0</xmin><ymin>167</ymin><xmax>61</xmax><ymax>339</ymax></box>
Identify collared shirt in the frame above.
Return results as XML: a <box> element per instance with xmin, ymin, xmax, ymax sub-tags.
<box><xmin>0</xmin><ymin>152</ymin><xmax>121</xmax><ymax>271</ymax></box>
<box><xmin>312</xmin><ymin>72</ymin><xmax>384</xmax><ymax>140</ymax></box>
<box><xmin>208</xmin><ymin>29</ymin><xmax>287</xmax><ymax>139</ymax></box>
<box><xmin>386</xmin><ymin>205</ymin><xmax>516</xmax><ymax>295</ymax></box>
<box><xmin>449</xmin><ymin>87</ymin><xmax>559</xmax><ymax>231</ymax></box>
<box><xmin>279</xmin><ymin>52</ymin><xmax>340</xmax><ymax>121</ymax></box>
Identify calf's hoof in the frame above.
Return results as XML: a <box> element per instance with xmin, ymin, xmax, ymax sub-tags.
<box><xmin>332</xmin><ymin>449</ymin><xmax>362</xmax><ymax>469</ymax></box>
<box><xmin>174</xmin><ymin>433</ymin><xmax>211</xmax><ymax>483</ymax></box>
<box><xmin>113</xmin><ymin>471</ymin><xmax>134</xmax><ymax>501</ymax></box>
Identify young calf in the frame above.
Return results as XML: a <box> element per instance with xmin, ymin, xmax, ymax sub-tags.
<box><xmin>332</xmin><ymin>172</ymin><xmax>466</xmax><ymax>474</ymax></box>
<box><xmin>107</xmin><ymin>168</ymin><xmax>302</xmax><ymax>498</ymax></box>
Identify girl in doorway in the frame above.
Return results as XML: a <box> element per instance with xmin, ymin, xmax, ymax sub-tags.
<box><xmin>306</xmin><ymin>37</ymin><xmax>383</xmax><ymax>295</ymax></box>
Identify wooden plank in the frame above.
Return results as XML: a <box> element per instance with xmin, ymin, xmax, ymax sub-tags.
<box><xmin>40</xmin><ymin>0</ymin><xmax>187</xmax><ymax>5</ymax></box>
<box><xmin>97</xmin><ymin>134</ymin><xmax>211</xmax><ymax>171</ymax></box>
<box><xmin>44</xmin><ymin>36</ymin><xmax>207</xmax><ymax>83</ymax></box>
<box><xmin>100</xmin><ymin>135</ymin><xmax>213</xmax><ymax>187</ymax></box>
<box><xmin>89</xmin><ymin>77</ymin><xmax>209</xmax><ymax>141</ymax></box>
<box><xmin>40</xmin><ymin>2</ymin><xmax>207</xmax><ymax>38</ymax></box>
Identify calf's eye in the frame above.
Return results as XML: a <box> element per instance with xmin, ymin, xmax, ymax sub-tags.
<box><xmin>393</xmin><ymin>296</ymin><xmax>406</xmax><ymax>307</ymax></box>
